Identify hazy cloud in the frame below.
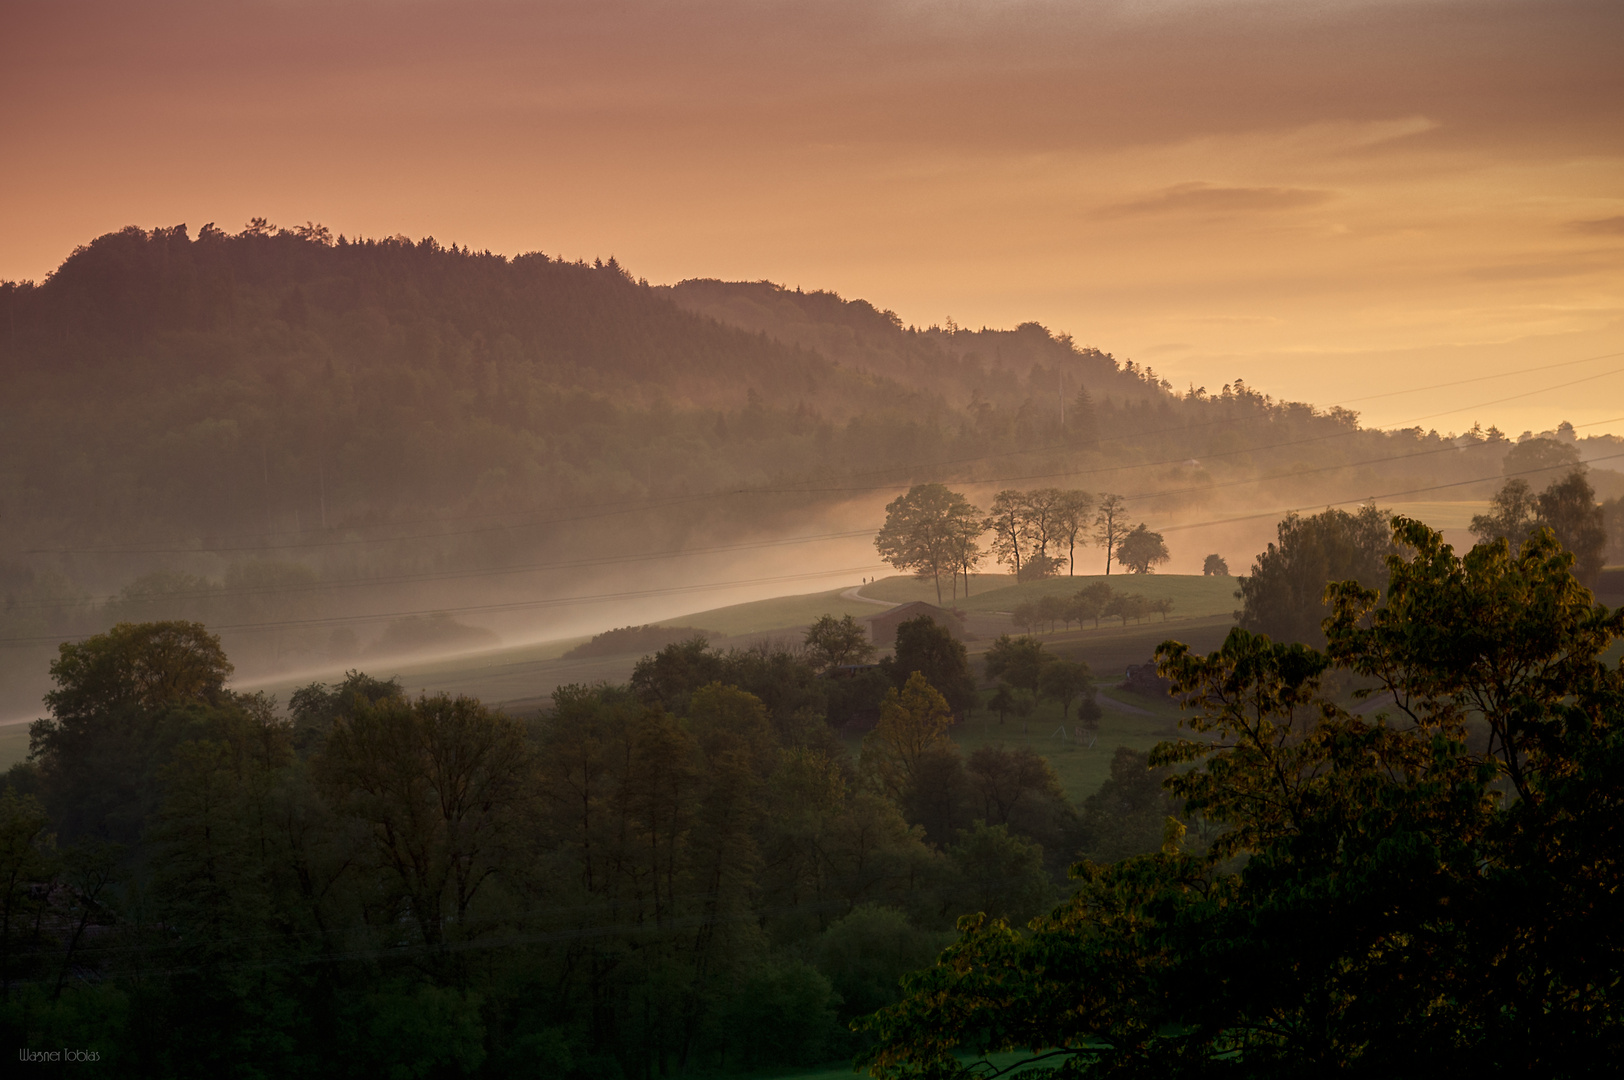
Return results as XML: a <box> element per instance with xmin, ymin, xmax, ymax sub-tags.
<box><xmin>1099</xmin><ymin>183</ymin><xmax>1334</xmax><ymax>218</ymax></box>
<box><xmin>1</xmin><ymin>0</ymin><xmax>1621</xmax><ymax>437</ymax></box>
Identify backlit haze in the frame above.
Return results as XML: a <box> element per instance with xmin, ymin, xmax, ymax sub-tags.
<box><xmin>5</xmin><ymin>0</ymin><xmax>1623</xmax><ymax>438</ymax></box>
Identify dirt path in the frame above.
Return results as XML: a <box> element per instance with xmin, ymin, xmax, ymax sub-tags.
<box><xmin>839</xmin><ymin>584</ymin><xmax>895</xmax><ymax>608</ymax></box>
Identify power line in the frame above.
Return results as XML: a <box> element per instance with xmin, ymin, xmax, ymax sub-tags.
<box><xmin>6</xmin><ymin>450</ymin><xmax>1617</xmax><ymax>650</ymax></box>
<box><xmin>1380</xmin><ymin>363</ymin><xmax>1624</xmax><ymax>427</ymax></box>
<box><xmin>0</xmin><ymin>428</ymin><xmax>1516</xmax><ymax>614</ymax></box>
<box><xmin>1333</xmin><ymin>347</ymin><xmax>1624</xmax><ymax>405</ymax></box>
<box><xmin>4</xmin><ymin>528</ymin><xmax>879</xmax><ymax>611</ymax></box>
<box><xmin>26</xmin><ymin>351</ymin><xmax>1624</xmax><ymax>557</ymax></box>
<box><xmin>0</xmin><ymin>563</ymin><xmax>883</xmax><ymax>648</ymax></box>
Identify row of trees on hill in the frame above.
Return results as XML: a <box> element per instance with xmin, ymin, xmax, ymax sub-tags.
<box><xmin>874</xmin><ymin>484</ymin><xmax>1172</xmax><ymax>602</ymax></box>
<box><xmin>1011</xmin><ymin>582</ymin><xmax>1174</xmax><ymax>634</ymax></box>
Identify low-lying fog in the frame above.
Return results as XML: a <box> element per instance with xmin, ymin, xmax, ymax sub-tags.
<box><xmin>1</xmin><ymin>487</ymin><xmax>1492</xmax><ymax>729</ymax></box>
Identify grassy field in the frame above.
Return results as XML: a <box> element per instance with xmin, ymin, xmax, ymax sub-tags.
<box><xmin>860</xmin><ymin>572</ymin><xmax>1239</xmax><ymax>620</ymax></box>
<box><xmin>237</xmin><ymin>577</ymin><xmax>1233</xmax><ymax>800</ymax></box>
<box><xmin>949</xmin><ymin>616</ymin><xmax>1225</xmax><ymax>804</ymax></box>
<box><xmin>1</xmin><ymin>574</ymin><xmax>1235</xmax><ymax>788</ymax></box>
<box><xmin>653</xmin><ymin>588</ymin><xmax>887</xmax><ymax>638</ymax></box>
<box><xmin>731</xmin><ymin>1049</ymin><xmax>1038</xmax><ymax>1080</ymax></box>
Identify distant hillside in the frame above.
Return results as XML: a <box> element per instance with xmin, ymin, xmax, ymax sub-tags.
<box><xmin>3</xmin><ymin>220</ymin><xmax>1616</xmax><ymax>712</ymax></box>
<box><xmin>0</xmin><ymin>223</ymin><xmax>1194</xmax><ymax>557</ymax></box>
<box><xmin>562</xmin><ymin>623</ymin><xmax>717</xmax><ymax>659</ymax></box>
<box><xmin>662</xmin><ymin>278</ymin><xmax>1161</xmax><ymax>410</ymax></box>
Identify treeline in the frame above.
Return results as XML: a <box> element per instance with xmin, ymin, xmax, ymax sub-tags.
<box><xmin>1010</xmin><ymin>581</ymin><xmax>1174</xmax><ymax>634</ymax></box>
<box><xmin>873</xmin><ymin>484</ymin><xmax>1173</xmax><ymax>604</ymax></box>
<box><xmin>561</xmin><ymin>623</ymin><xmax>717</xmax><ymax>659</ymax></box>
<box><xmin>0</xmin><ymin>616</ymin><xmax>1156</xmax><ymax>1077</ymax></box>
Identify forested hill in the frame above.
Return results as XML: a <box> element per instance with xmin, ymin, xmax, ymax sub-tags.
<box><xmin>662</xmin><ymin>278</ymin><xmax>1166</xmax><ymax>408</ymax></box>
<box><xmin>0</xmin><ymin>222</ymin><xmax>1177</xmax><ymax>553</ymax></box>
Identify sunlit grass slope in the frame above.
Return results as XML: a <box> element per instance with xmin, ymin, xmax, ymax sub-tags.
<box><xmin>861</xmin><ymin>572</ymin><xmax>1240</xmax><ymax>619</ymax></box>
<box><xmin>653</xmin><ymin>588</ymin><xmax>889</xmax><ymax>638</ymax></box>
<box><xmin>740</xmin><ymin>1048</ymin><xmax>1037</xmax><ymax>1080</ymax></box>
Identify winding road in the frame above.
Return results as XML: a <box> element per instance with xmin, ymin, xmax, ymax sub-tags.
<box><xmin>839</xmin><ymin>584</ymin><xmax>895</xmax><ymax>608</ymax></box>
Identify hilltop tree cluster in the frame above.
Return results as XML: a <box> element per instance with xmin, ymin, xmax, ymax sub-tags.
<box><xmin>875</xmin><ymin>484</ymin><xmax>1171</xmax><ymax>602</ymax></box>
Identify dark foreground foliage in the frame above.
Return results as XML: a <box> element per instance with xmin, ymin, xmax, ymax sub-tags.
<box><xmin>0</xmin><ymin>622</ymin><xmax>1153</xmax><ymax>1077</ymax></box>
<box><xmin>863</xmin><ymin>519</ymin><xmax>1624</xmax><ymax>1077</ymax></box>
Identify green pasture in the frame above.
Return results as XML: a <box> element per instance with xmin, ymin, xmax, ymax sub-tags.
<box><xmin>734</xmin><ymin>1049</ymin><xmax>1038</xmax><ymax>1080</ymax></box>
<box><xmin>859</xmin><ymin>572</ymin><xmax>1239</xmax><ymax>620</ymax></box>
<box><xmin>654</xmin><ymin>588</ymin><xmax>886</xmax><ymax>639</ymax></box>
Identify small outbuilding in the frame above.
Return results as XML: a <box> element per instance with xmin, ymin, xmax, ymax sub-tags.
<box><xmin>1121</xmin><ymin>662</ymin><xmax>1173</xmax><ymax>698</ymax></box>
<box><xmin>865</xmin><ymin>601</ymin><xmax>968</xmax><ymax>649</ymax></box>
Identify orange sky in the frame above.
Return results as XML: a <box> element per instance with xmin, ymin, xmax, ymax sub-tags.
<box><xmin>4</xmin><ymin>0</ymin><xmax>1622</xmax><ymax>436</ymax></box>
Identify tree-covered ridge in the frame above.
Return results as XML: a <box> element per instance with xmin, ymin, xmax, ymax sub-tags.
<box><xmin>7</xmin><ymin>219</ymin><xmax>1593</xmax><ymax>566</ymax></box>
<box><xmin>662</xmin><ymin>278</ymin><xmax>1163</xmax><ymax>409</ymax></box>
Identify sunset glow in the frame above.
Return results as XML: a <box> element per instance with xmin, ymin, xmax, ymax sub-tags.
<box><xmin>6</xmin><ymin>0</ymin><xmax>1621</xmax><ymax>435</ymax></box>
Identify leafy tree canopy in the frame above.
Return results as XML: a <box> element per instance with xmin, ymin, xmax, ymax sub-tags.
<box><xmin>884</xmin><ymin>616</ymin><xmax>978</xmax><ymax>718</ymax></box>
<box><xmin>804</xmin><ymin>613</ymin><xmax>877</xmax><ymax>673</ymax></box>
<box><xmin>1114</xmin><ymin>523</ymin><xmax>1169</xmax><ymax>574</ymax></box>
<box><xmin>861</xmin><ymin>517</ymin><xmax>1624</xmax><ymax>1077</ymax></box>
<box><xmin>1236</xmin><ymin>503</ymin><xmax>1390</xmax><ymax>646</ymax></box>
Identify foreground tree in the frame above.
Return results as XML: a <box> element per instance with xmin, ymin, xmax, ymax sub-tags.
<box><xmin>885</xmin><ymin>616</ymin><xmax>978</xmax><ymax>717</ymax></box>
<box><xmin>1236</xmin><ymin>503</ymin><xmax>1390</xmax><ymax>646</ymax></box>
<box><xmin>32</xmin><ymin>620</ymin><xmax>237</xmax><ymax>841</ymax></box>
<box><xmin>1037</xmin><ymin>659</ymin><xmax>1095</xmax><ymax>720</ymax></box>
<box><xmin>860</xmin><ymin>673</ymin><xmax>956</xmax><ymax>807</ymax></box>
<box><xmin>860</xmin><ymin>517</ymin><xmax>1624</xmax><ymax>1076</ymax></box>
<box><xmin>982</xmin><ymin>635</ymin><xmax>1049</xmax><ymax>695</ymax></box>
<box><xmin>320</xmin><ymin>692</ymin><xmax>532</xmax><ymax>950</ymax></box>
